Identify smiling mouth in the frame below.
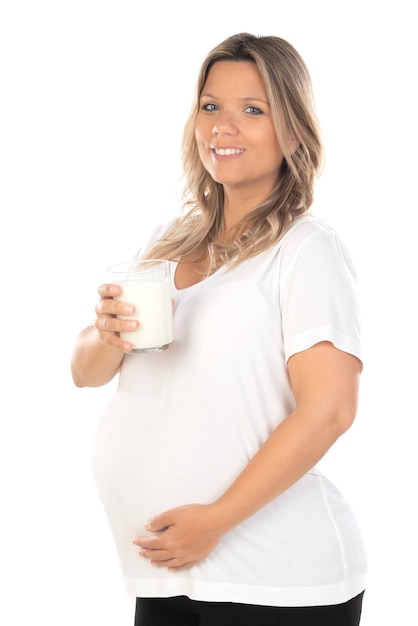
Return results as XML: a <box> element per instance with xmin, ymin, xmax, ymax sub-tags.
<box><xmin>212</xmin><ymin>148</ymin><xmax>245</xmax><ymax>156</ymax></box>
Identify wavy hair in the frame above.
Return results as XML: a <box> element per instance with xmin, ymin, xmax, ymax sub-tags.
<box><xmin>146</xmin><ymin>33</ymin><xmax>324</xmax><ymax>273</ymax></box>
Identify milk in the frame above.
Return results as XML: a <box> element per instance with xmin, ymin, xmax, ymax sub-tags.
<box><xmin>116</xmin><ymin>279</ymin><xmax>173</xmax><ymax>351</ymax></box>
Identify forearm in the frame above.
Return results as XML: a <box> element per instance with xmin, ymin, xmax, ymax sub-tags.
<box><xmin>212</xmin><ymin>407</ymin><xmax>343</xmax><ymax>533</ymax></box>
<box><xmin>71</xmin><ymin>325</ymin><xmax>124</xmax><ymax>388</ymax></box>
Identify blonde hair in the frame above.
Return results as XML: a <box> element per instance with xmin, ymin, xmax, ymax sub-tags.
<box><xmin>146</xmin><ymin>33</ymin><xmax>324</xmax><ymax>273</ymax></box>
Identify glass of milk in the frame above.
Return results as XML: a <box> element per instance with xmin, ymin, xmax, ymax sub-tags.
<box><xmin>108</xmin><ymin>259</ymin><xmax>173</xmax><ymax>352</ymax></box>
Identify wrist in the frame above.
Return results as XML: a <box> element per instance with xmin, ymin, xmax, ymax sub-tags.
<box><xmin>208</xmin><ymin>497</ymin><xmax>244</xmax><ymax>536</ymax></box>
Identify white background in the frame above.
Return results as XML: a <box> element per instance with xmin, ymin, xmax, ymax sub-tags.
<box><xmin>1</xmin><ymin>1</ymin><xmax>417</xmax><ymax>624</ymax></box>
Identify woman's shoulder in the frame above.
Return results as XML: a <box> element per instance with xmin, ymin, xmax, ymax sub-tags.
<box><xmin>285</xmin><ymin>214</ymin><xmax>337</xmax><ymax>241</ymax></box>
<box><xmin>279</xmin><ymin>214</ymin><xmax>345</xmax><ymax>254</ymax></box>
<box><xmin>279</xmin><ymin>214</ymin><xmax>357</xmax><ymax>277</ymax></box>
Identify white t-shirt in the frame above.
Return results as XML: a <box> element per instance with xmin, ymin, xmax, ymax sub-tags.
<box><xmin>92</xmin><ymin>215</ymin><xmax>367</xmax><ymax>607</ymax></box>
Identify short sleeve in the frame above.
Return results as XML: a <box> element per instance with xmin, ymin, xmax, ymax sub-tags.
<box><xmin>279</xmin><ymin>219</ymin><xmax>362</xmax><ymax>364</ymax></box>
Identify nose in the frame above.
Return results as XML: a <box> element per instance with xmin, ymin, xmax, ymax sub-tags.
<box><xmin>212</xmin><ymin>111</ymin><xmax>237</xmax><ymax>136</ymax></box>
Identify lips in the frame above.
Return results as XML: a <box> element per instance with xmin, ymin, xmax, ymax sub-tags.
<box><xmin>212</xmin><ymin>147</ymin><xmax>245</xmax><ymax>156</ymax></box>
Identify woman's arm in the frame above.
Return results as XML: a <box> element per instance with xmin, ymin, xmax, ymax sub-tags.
<box><xmin>71</xmin><ymin>283</ymin><xmax>138</xmax><ymax>388</ymax></box>
<box><xmin>212</xmin><ymin>341</ymin><xmax>361</xmax><ymax>528</ymax></box>
<box><xmin>134</xmin><ymin>341</ymin><xmax>362</xmax><ymax>571</ymax></box>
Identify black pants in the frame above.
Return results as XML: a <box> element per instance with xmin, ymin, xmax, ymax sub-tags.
<box><xmin>134</xmin><ymin>591</ymin><xmax>364</xmax><ymax>626</ymax></box>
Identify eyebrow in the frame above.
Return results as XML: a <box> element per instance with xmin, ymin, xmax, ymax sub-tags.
<box><xmin>200</xmin><ymin>92</ymin><xmax>269</xmax><ymax>106</ymax></box>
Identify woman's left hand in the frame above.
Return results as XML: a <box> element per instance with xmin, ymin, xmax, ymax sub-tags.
<box><xmin>133</xmin><ymin>503</ymin><xmax>225</xmax><ymax>571</ymax></box>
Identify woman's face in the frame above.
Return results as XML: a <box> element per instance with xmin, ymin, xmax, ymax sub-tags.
<box><xmin>195</xmin><ymin>60</ymin><xmax>284</xmax><ymax>198</ymax></box>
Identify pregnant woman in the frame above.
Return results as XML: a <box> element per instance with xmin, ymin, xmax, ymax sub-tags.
<box><xmin>71</xmin><ymin>32</ymin><xmax>367</xmax><ymax>626</ymax></box>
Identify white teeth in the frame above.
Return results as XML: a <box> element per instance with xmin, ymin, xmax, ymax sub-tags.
<box><xmin>215</xmin><ymin>148</ymin><xmax>244</xmax><ymax>156</ymax></box>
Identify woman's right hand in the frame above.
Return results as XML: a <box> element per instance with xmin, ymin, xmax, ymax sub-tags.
<box><xmin>71</xmin><ymin>283</ymin><xmax>139</xmax><ymax>388</ymax></box>
<box><xmin>94</xmin><ymin>283</ymin><xmax>139</xmax><ymax>353</ymax></box>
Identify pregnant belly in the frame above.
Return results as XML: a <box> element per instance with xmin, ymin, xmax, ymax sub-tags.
<box><xmin>92</xmin><ymin>393</ymin><xmax>249</xmax><ymax>537</ymax></box>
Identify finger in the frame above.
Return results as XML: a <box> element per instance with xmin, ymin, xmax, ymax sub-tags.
<box><xmin>98</xmin><ymin>283</ymin><xmax>122</xmax><ymax>299</ymax></box>
<box><xmin>95</xmin><ymin>315</ymin><xmax>138</xmax><ymax>334</ymax></box>
<box><xmin>147</xmin><ymin>556</ymin><xmax>196</xmax><ymax>569</ymax></box>
<box><xmin>133</xmin><ymin>533</ymin><xmax>166</xmax><ymax>550</ymax></box>
<box><xmin>96</xmin><ymin>298</ymin><xmax>136</xmax><ymax>317</ymax></box>
<box><xmin>93</xmin><ymin>319</ymin><xmax>135</xmax><ymax>352</ymax></box>
<box><xmin>168</xmin><ymin>561</ymin><xmax>197</xmax><ymax>572</ymax></box>
<box><xmin>139</xmin><ymin>547</ymin><xmax>169</xmax><ymax>558</ymax></box>
<box><xmin>150</xmin><ymin>558</ymin><xmax>177</xmax><ymax>568</ymax></box>
<box><xmin>97</xmin><ymin>332</ymin><xmax>134</xmax><ymax>353</ymax></box>
<box><xmin>144</xmin><ymin>516</ymin><xmax>172</xmax><ymax>533</ymax></box>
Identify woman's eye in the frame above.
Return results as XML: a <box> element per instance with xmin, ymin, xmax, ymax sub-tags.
<box><xmin>202</xmin><ymin>103</ymin><xmax>219</xmax><ymax>112</ymax></box>
<box><xmin>245</xmin><ymin>106</ymin><xmax>262</xmax><ymax>115</ymax></box>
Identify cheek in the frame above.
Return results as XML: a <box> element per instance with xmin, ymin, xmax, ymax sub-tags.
<box><xmin>194</xmin><ymin>122</ymin><xmax>207</xmax><ymax>148</ymax></box>
<box><xmin>258</xmin><ymin>122</ymin><xmax>284</xmax><ymax>162</ymax></box>
<box><xmin>195</xmin><ymin>129</ymin><xmax>212</xmax><ymax>166</ymax></box>
<box><xmin>264</xmin><ymin>135</ymin><xmax>284</xmax><ymax>167</ymax></box>
<box><xmin>195</xmin><ymin>137</ymin><xmax>206</xmax><ymax>164</ymax></box>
